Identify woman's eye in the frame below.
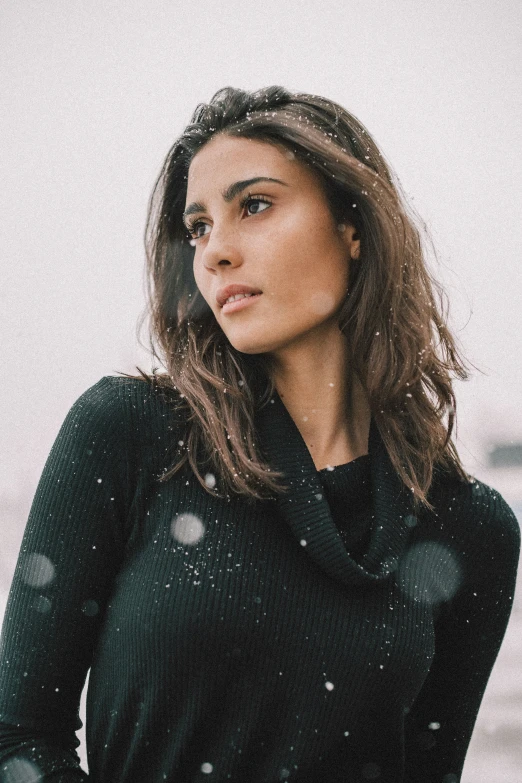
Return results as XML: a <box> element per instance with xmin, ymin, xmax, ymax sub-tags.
<box><xmin>244</xmin><ymin>197</ymin><xmax>271</xmax><ymax>216</ymax></box>
<box><xmin>187</xmin><ymin>197</ymin><xmax>271</xmax><ymax>240</ymax></box>
<box><xmin>189</xmin><ymin>222</ymin><xmax>210</xmax><ymax>239</ymax></box>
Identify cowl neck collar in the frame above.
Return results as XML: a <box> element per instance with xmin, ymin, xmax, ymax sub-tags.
<box><xmin>255</xmin><ymin>388</ymin><xmax>415</xmax><ymax>588</ymax></box>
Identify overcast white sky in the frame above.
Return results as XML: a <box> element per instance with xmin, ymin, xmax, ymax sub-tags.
<box><xmin>1</xmin><ymin>0</ymin><xmax>521</xmax><ymax>500</ymax></box>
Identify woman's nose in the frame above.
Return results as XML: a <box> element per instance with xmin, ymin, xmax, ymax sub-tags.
<box><xmin>201</xmin><ymin>224</ymin><xmax>243</xmax><ymax>272</ymax></box>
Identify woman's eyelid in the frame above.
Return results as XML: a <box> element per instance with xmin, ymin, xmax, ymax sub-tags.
<box><xmin>186</xmin><ymin>217</ymin><xmax>210</xmax><ymax>236</ymax></box>
<box><xmin>241</xmin><ymin>194</ymin><xmax>273</xmax><ymax>215</ymax></box>
<box><xmin>242</xmin><ymin>192</ymin><xmax>272</xmax><ymax>204</ymax></box>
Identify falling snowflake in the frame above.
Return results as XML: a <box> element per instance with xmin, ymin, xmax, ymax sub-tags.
<box><xmin>21</xmin><ymin>553</ymin><xmax>55</xmax><ymax>588</ymax></box>
<box><xmin>397</xmin><ymin>542</ymin><xmax>462</xmax><ymax>605</ymax></box>
<box><xmin>82</xmin><ymin>600</ymin><xmax>99</xmax><ymax>617</ymax></box>
<box><xmin>171</xmin><ymin>513</ymin><xmax>206</xmax><ymax>545</ymax></box>
<box><xmin>32</xmin><ymin>595</ymin><xmax>52</xmax><ymax>614</ymax></box>
<box><xmin>204</xmin><ymin>473</ymin><xmax>216</xmax><ymax>489</ymax></box>
<box><xmin>1</xmin><ymin>757</ymin><xmax>41</xmax><ymax>783</ymax></box>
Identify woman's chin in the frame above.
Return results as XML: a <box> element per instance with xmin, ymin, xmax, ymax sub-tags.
<box><xmin>229</xmin><ymin>341</ymin><xmax>272</xmax><ymax>356</ymax></box>
<box><xmin>224</xmin><ymin>333</ymin><xmax>279</xmax><ymax>356</ymax></box>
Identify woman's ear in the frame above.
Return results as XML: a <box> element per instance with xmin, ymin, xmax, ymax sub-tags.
<box><xmin>338</xmin><ymin>223</ymin><xmax>360</xmax><ymax>260</ymax></box>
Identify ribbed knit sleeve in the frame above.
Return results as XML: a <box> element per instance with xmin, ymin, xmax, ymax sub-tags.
<box><xmin>403</xmin><ymin>481</ymin><xmax>520</xmax><ymax>782</ymax></box>
<box><xmin>0</xmin><ymin>377</ymin><xmax>132</xmax><ymax>781</ymax></box>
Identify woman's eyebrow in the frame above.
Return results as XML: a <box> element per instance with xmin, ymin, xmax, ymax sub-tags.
<box><xmin>222</xmin><ymin>176</ymin><xmax>288</xmax><ymax>202</ymax></box>
<box><xmin>183</xmin><ymin>177</ymin><xmax>288</xmax><ymax>226</ymax></box>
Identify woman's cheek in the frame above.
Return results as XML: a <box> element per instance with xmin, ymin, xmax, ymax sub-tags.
<box><xmin>193</xmin><ymin>262</ymin><xmax>210</xmax><ymax>306</ymax></box>
<box><xmin>308</xmin><ymin>290</ymin><xmax>338</xmax><ymax>317</ymax></box>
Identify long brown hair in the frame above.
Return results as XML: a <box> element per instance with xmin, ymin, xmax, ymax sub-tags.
<box><xmin>137</xmin><ymin>85</ymin><xmax>469</xmax><ymax>507</ymax></box>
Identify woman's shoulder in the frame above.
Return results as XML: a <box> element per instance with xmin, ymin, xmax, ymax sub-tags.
<box><xmin>62</xmin><ymin>373</ymin><xmax>187</xmax><ymax>453</ymax></box>
<box><xmin>72</xmin><ymin>373</ymin><xmax>184</xmax><ymax>422</ymax></box>
<box><xmin>54</xmin><ymin>373</ymin><xmax>188</xmax><ymax>484</ymax></box>
<box><xmin>426</xmin><ymin>470</ymin><xmax>520</xmax><ymax>556</ymax></box>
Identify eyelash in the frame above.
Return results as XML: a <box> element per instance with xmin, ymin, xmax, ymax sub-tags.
<box><xmin>185</xmin><ymin>194</ymin><xmax>272</xmax><ymax>240</ymax></box>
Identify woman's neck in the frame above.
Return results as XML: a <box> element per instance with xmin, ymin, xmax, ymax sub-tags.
<box><xmin>269</xmin><ymin>331</ymin><xmax>371</xmax><ymax>471</ymax></box>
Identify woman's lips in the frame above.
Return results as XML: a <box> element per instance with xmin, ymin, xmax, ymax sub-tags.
<box><xmin>222</xmin><ymin>293</ymin><xmax>263</xmax><ymax>314</ymax></box>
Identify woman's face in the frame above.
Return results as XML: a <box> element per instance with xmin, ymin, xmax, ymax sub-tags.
<box><xmin>185</xmin><ymin>135</ymin><xmax>359</xmax><ymax>356</ymax></box>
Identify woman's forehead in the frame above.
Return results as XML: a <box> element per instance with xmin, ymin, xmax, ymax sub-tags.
<box><xmin>186</xmin><ymin>135</ymin><xmax>313</xmax><ymax>202</ymax></box>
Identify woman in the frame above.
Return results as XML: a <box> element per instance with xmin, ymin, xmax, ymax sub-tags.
<box><xmin>0</xmin><ymin>86</ymin><xmax>519</xmax><ymax>783</ymax></box>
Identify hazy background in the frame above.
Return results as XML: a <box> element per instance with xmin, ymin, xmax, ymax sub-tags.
<box><xmin>1</xmin><ymin>1</ymin><xmax>521</xmax><ymax>780</ymax></box>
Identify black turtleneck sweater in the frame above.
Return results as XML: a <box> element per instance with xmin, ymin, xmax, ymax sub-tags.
<box><xmin>317</xmin><ymin>455</ymin><xmax>372</xmax><ymax>565</ymax></box>
<box><xmin>0</xmin><ymin>376</ymin><xmax>519</xmax><ymax>783</ymax></box>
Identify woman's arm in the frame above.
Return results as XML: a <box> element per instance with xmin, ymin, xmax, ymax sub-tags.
<box><xmin>403</xmin><ymin>485</ymin><xmax>520</xmax><ymax>782</ymax></box>
<box><xmin>0</xmin><ymin>378</ymin><xmax>132</xmax><ymax>780</ymax></box>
